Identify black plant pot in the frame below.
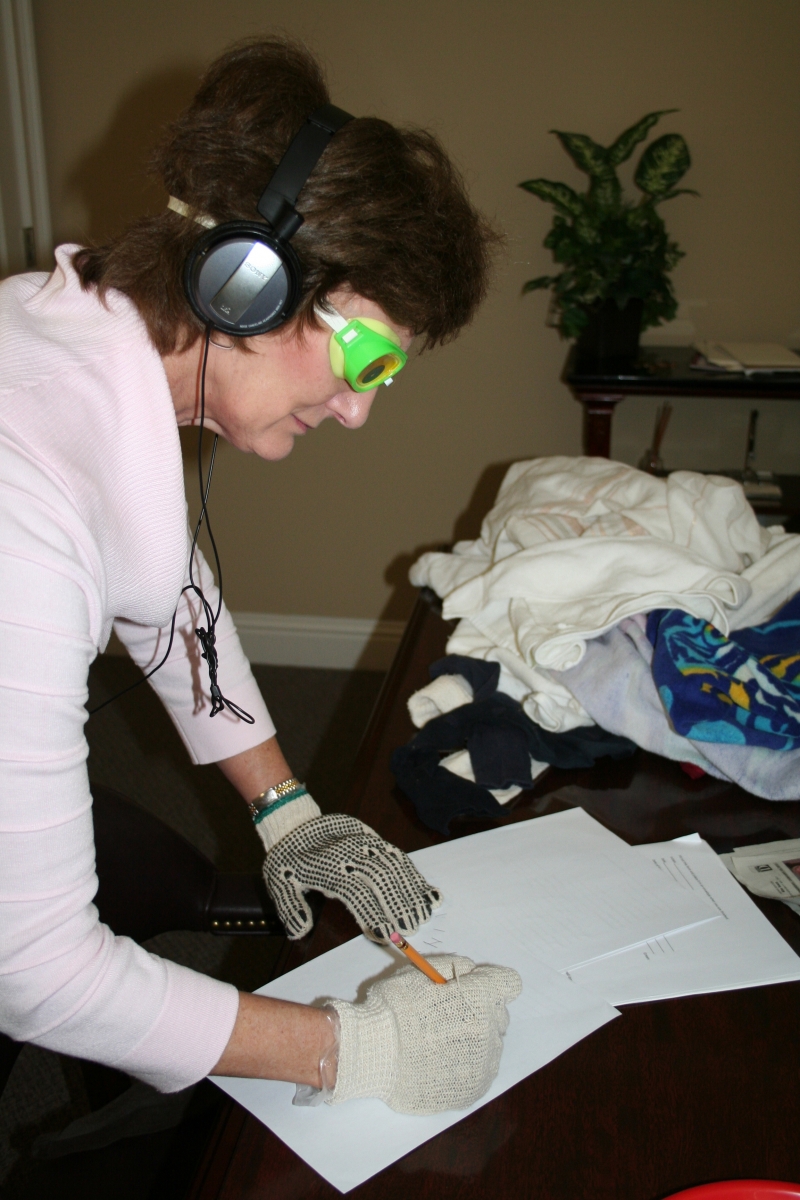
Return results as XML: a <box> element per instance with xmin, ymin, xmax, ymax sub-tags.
<box><xmin>575</xmin><ymin>297</ymin><xmax>644</xmax><ymax>371</ymax></box>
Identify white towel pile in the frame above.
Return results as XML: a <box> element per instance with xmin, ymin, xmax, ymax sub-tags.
<box><xmin>410</xmin><ymin>456</ymin><xmax>800</xmax><ymax>737</ymax></box>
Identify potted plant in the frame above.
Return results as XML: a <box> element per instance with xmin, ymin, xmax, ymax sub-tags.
<box><xmin>520</xmin><ymin>110</ymin><xmax>696</xmax><ymax>366</ymax></box>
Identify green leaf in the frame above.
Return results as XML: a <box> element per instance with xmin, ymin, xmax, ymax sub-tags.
<box><xmin>518</xmin><ymin>178</ymin><xmax>583</xmax><ymax>217</ymax></box>
<box><xmin>574</xmin><ymin>214</ymin><xmax>602</xmax><ymax>245</ymax></box>
<box><xmin>550</xmin><ymin>131</ymin><xmax>611</xmax><ymax>178</ymax></box>
<box><xmin>522</xmin><ymin>276</ymin><xmax>556</xmax><ymax>293</ymax></box>
<box><xmin>635</xmin><ymin>133</ymin><xmax>691</xmax><ymax>197</ymax></box>
<box><xmin>607</xmin><ymin>110</ymin><xmax>677</xmax><ymax>166</ymax></box>
<box><xmin>588</xmin><ymin>176</ymin><xmax>622</xmax><ymax>208</ymax></box>
<box><xmin>655</xmin><ymin>187</ymin><xmax>700</xmax><ymax>203</ymax></box>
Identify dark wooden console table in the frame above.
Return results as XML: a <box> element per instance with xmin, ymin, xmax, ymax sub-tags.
<box><xmin>565</xmin><ymin>345</ymin><xmax>800</xmax><ymax>458</ymax></box>
<box><xmin>189</xmin><ymin>595</ymin><xmax>800</xmax><ymax>1200</ymax></box>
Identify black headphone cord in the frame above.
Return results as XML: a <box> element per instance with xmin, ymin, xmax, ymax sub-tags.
<box><xmin>186</xmin><ymin>327</ymin><xmax>254</xmax><ymax>722</ymax></box>
<box><xmin>89</xmin><ymin>326</ymin><xmax>254</xmax><ymax>723</ymax></box>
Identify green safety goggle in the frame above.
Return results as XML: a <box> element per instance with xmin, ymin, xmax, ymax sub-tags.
<box><xmin>315</xmin><ymin>305</ymin><xmax>407</xmax><ymax>392</ymax></box>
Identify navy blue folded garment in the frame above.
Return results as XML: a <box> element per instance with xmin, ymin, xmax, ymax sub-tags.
<box><xmin>647</xmin><ymin>591</ymin><xmax>800</xmax><ymax>749</ymax></box>
<box><xmin>391</xmin><ymin>692</ymin><xmax>637</xmax><ymax>835</ymax></box>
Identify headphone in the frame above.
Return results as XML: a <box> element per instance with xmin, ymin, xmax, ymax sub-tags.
<box><xmin>183</xmin><ymin>103</ymin><xmax>354</xmax><ymax>336</ymax></box>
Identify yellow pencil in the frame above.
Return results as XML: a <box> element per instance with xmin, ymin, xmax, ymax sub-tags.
<box><xmin>389</xmin><ymin>931</ymin><xmax>447</xmax><ymax>984</ymax></box>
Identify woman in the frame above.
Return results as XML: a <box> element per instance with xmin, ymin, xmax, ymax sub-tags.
<box><xmin>0</xmin><ymin>37</ymin><xmax>519</xmax><ymax>1113</ymax></box>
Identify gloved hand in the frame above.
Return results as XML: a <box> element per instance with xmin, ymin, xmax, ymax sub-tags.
<box><xmin>260</xmin><ymin>805</ymin><xmax>442</xmax><ymax>941</ymax></box>
<box><xmin>327</xmin><ymin>954</ymin><xmax>522</xmax><ymax>1114</ymax></box>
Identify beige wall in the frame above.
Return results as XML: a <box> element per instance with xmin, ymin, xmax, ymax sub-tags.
<box><xmin>32</xmin><ymin>0</ymin><xmax>800</xmax><ymax>620</ymax></box>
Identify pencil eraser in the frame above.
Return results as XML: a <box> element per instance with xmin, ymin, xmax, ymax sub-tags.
<box><xmin>389</xmin><ymin>932</ymin><xmax>401</xmax><ymax>945</ymax></box>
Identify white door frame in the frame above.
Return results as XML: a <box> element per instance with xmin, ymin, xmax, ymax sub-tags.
<box><xmin>0</xmin><ymin>0</ymin><xmax>51</xmax><ymax>274</ymax></box>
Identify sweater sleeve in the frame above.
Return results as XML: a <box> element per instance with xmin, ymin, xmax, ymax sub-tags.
<box><xmin>114</xmin><ymin>541</ymin><xmax>276</xmax><ymax>765</ymax></box>
<box><xmin>0</xmin><ymin>481</ymin><xmax>239</xmax><ymax>1092</ymax></box>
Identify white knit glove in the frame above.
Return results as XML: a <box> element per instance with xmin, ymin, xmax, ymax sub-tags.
<box><xmin>260</xmin><ymin>809</ymin><xmax>442</xmax><ymax>942</ymax></box>
<box><xmin>327</xmin><ymin>954</ymin><xmax>522</xmax><ymax>1114</ymax></box>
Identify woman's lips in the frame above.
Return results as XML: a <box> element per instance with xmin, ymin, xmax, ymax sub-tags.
<box><xmin>293</xmin><ymin>415</ymin><xmax>309</xmax><ymax>432</ymax></box>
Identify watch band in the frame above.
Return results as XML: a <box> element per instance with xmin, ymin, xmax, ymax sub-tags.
<box><xmin>247</xmin><ymin>776</ymin><xmax>304</xmax><ymax>822</ymax></box>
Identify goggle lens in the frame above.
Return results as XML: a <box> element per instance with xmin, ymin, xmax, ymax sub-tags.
<box><xmin>357</xmin><ymin>352</ymin><xmax>404</xmax><ymax>387</ymax></box>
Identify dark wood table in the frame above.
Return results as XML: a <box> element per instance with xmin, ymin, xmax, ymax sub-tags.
<box><xmin>190</xmin><ymin>595</ymin><xmax>800</xmax><ymax>1200</ymax></box>
<box><xmin>565</xmin><ymin>345</ymin><xmax>800</xmax><ymax>459</ymax></box>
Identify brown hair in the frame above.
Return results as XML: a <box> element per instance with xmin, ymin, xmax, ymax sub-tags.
<box><xmin>73</xmin><ymin>37</ymin><xmax>500</xmax><ymax>355</ymax></box>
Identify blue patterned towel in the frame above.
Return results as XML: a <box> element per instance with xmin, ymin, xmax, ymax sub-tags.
<box><xmin>647</xmin><ymin>592</ymin><xmax>800</xmax><ymax>748</ymax></box>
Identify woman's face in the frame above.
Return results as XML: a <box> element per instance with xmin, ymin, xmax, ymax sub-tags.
<box><xmin>173</xmin><ymin>290</ymin><xmax>413</xmax><ymax>460</ymax></box>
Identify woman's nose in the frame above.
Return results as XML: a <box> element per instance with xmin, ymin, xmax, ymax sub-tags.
<box><xmin>326</xmin><ymin>387</ymin><xmax>377</xmax><ymax>429</ymax></box>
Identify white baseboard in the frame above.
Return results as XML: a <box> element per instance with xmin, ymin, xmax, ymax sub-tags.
<box><xmin>103</xmin><ymin>612</ymin><xmax>406</xmax><ymax>670</ymax></box>
<box><xmin>232</xmin><ymin>612</ymin><xmax>405</xmax><ymax>670</ymax></box>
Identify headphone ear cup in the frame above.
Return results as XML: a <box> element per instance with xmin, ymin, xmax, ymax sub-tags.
<box><xmin>184</xmin><ymin>221</ymin><xmax>302</xmax><ymax>336</ymax></box>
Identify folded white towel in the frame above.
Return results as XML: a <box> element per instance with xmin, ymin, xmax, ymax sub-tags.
<box><xmin>407</xmin><ymin>673</ymin><xmax>473</xmax><ymax>728</ymax></box>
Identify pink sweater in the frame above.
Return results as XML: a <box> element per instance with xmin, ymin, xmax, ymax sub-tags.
<box><xmin>0</xmin><ymin>249</ymin><xmax>276</xmax><ymax>1092</ymax></box>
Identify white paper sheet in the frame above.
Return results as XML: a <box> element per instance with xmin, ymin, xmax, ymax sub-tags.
<box><xmin>216</xmin><ymin>937</ymin><xmax>618</xmax><ymax>1193</ymax></box>
<box><xmin>405</xmin><ymin>808</ymin><xmax>718</xmax><ymax>972</ymax></box>
<box><xmin>567</xmin><ymin>834</ymin><xmax>800</xmax><ymax>1004</ymax></box>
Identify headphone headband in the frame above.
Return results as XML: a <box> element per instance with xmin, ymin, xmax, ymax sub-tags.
<box><xmin>257</xmin><ymin>105</ymin><xmax>353</xmax><ymax>239</ymax></box>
